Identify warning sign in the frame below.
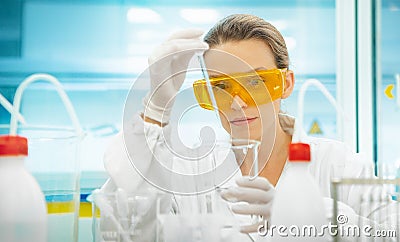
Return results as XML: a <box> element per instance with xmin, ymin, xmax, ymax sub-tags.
<box><xmin>308</xmin><ymin>120</ymin><xmax>323</xmax><ymax>135</ymax></box>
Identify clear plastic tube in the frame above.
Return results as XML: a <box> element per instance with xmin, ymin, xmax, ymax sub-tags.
<box><xmin>0</xmin><ymin>92</ymin><xmax>26</xmax><ymax>124</ymax></box>
<box><xmin>296</xmin><ymin>78</ymin><xmax>348</xmax><ymax>142</ymax></box>
<box><xmin>9</xmin><ymin>73</ymin><xmax>83</xmax><ymax>137</ymax></box>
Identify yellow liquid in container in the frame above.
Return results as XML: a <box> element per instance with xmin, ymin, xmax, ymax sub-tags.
<box><xmin>47</xmin><ymin>201</ymin><xmax>75</xmax><ymax>214</ymax></box>
<box><xmin>45</xmin><ymin>192</ymin><xmax>78</xmax><ymax>242</ymax></box>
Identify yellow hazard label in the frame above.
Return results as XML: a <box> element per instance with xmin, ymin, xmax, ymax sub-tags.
<box><xmin>308</xmin><ymin>120</ymin><xmax>323</xmax><ymax>135</ymax></box>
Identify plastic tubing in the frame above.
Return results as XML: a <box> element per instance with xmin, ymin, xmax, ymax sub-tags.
<box><xmin>0</xmin><ymin>92</ymin><xmax>26</xmax><ymax>124</ymax></box>
<box><xmin>296</xmin><ymin>78</ymin><xmax>348</xmax><ymax>142</ymax></box>
<box><xmin>9</xmin><ymin>73</ymin><xmax>83</xmax><ymax>136</ymax></box>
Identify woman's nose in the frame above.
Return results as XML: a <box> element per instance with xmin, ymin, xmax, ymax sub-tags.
<box><xmin>231</xmin><ymin>95</ymin><xmax>248</xmax><ymax>110</ymax></box>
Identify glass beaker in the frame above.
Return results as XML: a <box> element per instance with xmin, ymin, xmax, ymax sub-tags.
<box><xmin>212</xmin><ymin>139</ymin><xmax>262</xmax><ymax>232</ymax></box>
<box><xmin>157</xmin><ymin>138</ymin><xmax>260</xmax><ymax>242</ymax></box>
<box><xmin>0</xmin><ymin>125</ymin><xmax>82</xmax><ymax>242</ymax></box>
<box><xmin>91</xmin><ymin>188</ymin><xmax>170</xmax><ymax>242</ymax></box>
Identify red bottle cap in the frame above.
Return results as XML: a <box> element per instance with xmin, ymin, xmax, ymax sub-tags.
<box><xmin>289</xmin><ymin>143</ymin><xmax>310</xmax><ymax>162</ymax></box>
<box><xmin>0</xmin><ymin>135</ymin><xmax>28</xmax><ymax>156</ymax></box>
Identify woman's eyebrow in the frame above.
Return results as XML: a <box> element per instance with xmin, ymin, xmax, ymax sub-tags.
<box><xmin>209</xmin><ymin>72</ymin><xmax>227</xmax><ymax>78</ymax></box>
<box><xmin>209</xmin><ymin>73</ymin><xmax>220</xmax><ymax>78</ymax></box>
<box><xmin>254</xmin><ymin>67</ymin><xmax>267</xmax><ymax>71</ymax></box>
<box><xmin>208</xmin><ymin>67</ymin><xmax>268</xmax><ymax>78</ymax></box>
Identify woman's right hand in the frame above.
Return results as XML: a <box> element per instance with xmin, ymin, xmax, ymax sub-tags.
<box><xmin>142</xmin><ymin>29</ymin><xmax>209</xmax><ymax>125</ymax></box>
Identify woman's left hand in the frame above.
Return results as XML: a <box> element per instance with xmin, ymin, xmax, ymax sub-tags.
<box><xmin>219</xmin><ymin>176</ymin><xmax>275</xmax><ymax>233</ymax></box>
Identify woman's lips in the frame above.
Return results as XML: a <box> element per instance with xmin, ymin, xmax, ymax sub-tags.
<box><xmin>229</xmin><ymin>117</ymin><xmax>258</xmax><ymax>126</ymax></box>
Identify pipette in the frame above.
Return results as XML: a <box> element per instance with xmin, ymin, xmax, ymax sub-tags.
<box><xmin>196</xmin><ymin>53</ymin><xmax>221</xmax><ymax>214</ymax></box>
<box><xmin>197</xmin><ymin>53</ymin><xmax>222</xmax><ymax>127</ymax></box>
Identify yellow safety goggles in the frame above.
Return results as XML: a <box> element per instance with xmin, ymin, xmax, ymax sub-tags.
<box><xmin>193</xmin><ymin>68</ymin><xmax>286</xmax><ymax>110</ymax></box>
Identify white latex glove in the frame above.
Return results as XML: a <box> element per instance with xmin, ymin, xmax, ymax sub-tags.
<box><xmin>143</xmin><ymin>29</ymin><xmax>209</xmax><ymax>123</ymax></box>
<box><xmin>220</xmin><ymin>176</ymin><xmax>275</xmax><ymax>233</ymax></box>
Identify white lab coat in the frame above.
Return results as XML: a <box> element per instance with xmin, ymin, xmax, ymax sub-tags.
<box><xmin>100</xmin><ymin>113</ymin><xmax>397</xmax><ymax>242</ymax></box>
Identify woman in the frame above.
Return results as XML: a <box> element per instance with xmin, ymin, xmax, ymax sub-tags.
<box><xmin>101</xmin><ymin>14</ymin><xmax>393</xmax><ymax>241</ymax></box>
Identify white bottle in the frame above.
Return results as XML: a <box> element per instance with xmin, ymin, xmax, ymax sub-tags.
<box><xmin>270</xmin><ymin>143</ymin><xmax>328</xmax><ymax>241</ymax></box>
<box><xmin>0</xmin><ymin>135</ymin><xmax>47</xmax><ymax>242</ymax></box>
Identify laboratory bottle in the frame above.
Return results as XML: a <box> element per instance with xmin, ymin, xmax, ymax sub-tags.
<box><xmin>270</xmin><ymin>143</ymin><xmax>327</xmax><ymax>242</ymax></box>
<box><xmin>0</xmin><ymin>135</ymin><xmax>47</xmax><ymax>242</ymax></box>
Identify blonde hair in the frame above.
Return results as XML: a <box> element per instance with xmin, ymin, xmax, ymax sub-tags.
<box><xmin>204</xmin><ymin>14</ymin><xmax>289</xmax><ymax>69</ymax></box>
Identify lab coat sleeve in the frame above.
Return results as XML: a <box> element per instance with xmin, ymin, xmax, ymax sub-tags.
<box><xmin>100</xmin><ymin>113</ymin><xmax>174</xmax><ymax>242</ymax></box>
<box><xmin>103</xmin><ymin>113</ymin><xmax>173</xmax><ymax>193</ymax></box>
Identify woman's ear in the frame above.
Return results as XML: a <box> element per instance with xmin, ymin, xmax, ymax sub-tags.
<box><xmin>281</xmin><ymin>70</ymin><xmax>295</xmax><ymax>99</ymax></box>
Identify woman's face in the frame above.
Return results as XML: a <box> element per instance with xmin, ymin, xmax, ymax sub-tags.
<box><xmin>204</xmin><ymin>39</ymin><xmax>291</xmax><ymax>140</ymax></box>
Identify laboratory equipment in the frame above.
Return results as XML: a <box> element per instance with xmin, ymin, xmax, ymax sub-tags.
<box><xmin>331</xmin><ymin>177</ymin><xmax>399</xmax><ymax>242</ymax></box>
<box><xmin>270</xmin><ymin>142</ymin><xmax>328</xmax><ymax>241</ymax></box>
<box><xmin>197</xmin><ymin>53</ymin><xmax>222</xmax><ymax>124</ymax></box>
<box><xmin>295</xmin><ymin>78</ymin><xmax>347</xmax><ymax>142</ymax></box>
<box><xmin>91</xmin><ymin>188</ymin><xmax>170</xmax><ymax>242</ymax></box>
<box><xmin>156</xmin><ymin>203</ymin><xmax>234</xmax><ymax>242</ymax></box>
<box><xmin>156</xmin><ymin>185</ymin><xmax>237</xmax><ymax>242</ymax></box>
<box><xmin>171</xmin><ymin>138</ymin><xmax>261</xmax><ymax>195</ymax></box>
<box><xmin>0</xmin><ymin>135</ymin><xmax>47</xmax><ymax>242</ymax></box>
<box><xmin>157</xmin><ymin>139</ymin><xmax>260</xmax><ymax>242</ymax></box>
<box><xmin>230</xmin><ymin>139</ymin><xmax>261</xmax><ymax>178</ymax></box>
<box><xmin>2</xmin><ymin>73</ymin><xmax>84</xmax><ymax>242</ymax></box>
<box><xmin>9</xmin><ymin>73</ymin><xmax>82</xmax><ymax>135</ymax></box>
<box><xmin>193</xmin><ymin>68</ymin><xmax>286</xmax><ymax>111</ymax></box>
<box><xmin>0</xmin><ymin>92</ymin><xmax>26</xmax><ymax>124</ymax></box>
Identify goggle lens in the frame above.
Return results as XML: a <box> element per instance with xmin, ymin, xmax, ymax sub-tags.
<box><xmin>193</xmin><ymin>69</ymin><xmax>286</xmax><ymax>111</ymax></box>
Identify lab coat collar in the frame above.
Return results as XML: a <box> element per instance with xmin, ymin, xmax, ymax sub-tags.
<box><xmin>278</xmin><ymin>112</ymin><xmax>307</xmax><ymax>143</ymax></box>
